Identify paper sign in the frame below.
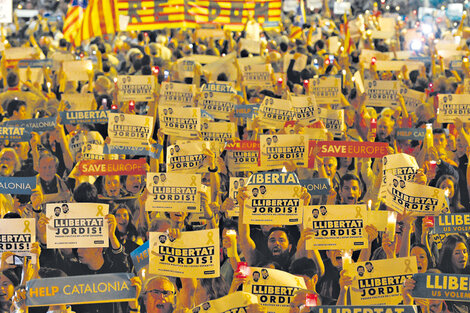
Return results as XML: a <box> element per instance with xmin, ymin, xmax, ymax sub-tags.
<box><xmin>80</xmin><ymin>144</ymin><xmax>105</xmax><ymax>161</ymax></box>
<box><xmin>78</xmin><ymin>158</ymin><xmax>147</xmax><ymax>176</ymax></box>
<box><xmin>243</xmin><ymin>172</ymin><xmax>302</xmax><ymax>225</ymax></box>
<box><xmin>0</xmin><ymin>176</ymin><xmax>36</xmax><ymax>194</ymax></box>
<box><xmin>45</xmin><ymin>203</ymin><xmax>109</xmax><ymax>249</ymax></box>
<box><xmin>383</xmin><ymin>175</ymin><xmax>447</xmax><ymax>215</ymax></box>
<box><xmin>234</xmin><ymin>104</ymin><xmax>259</xmax><ymax>118</ymax></box>
<box><xmin>365</xmin><ymin>80</ymin><xmax>400</xmax><ymax>107</ymax></box>
<box><xmin>333</xmin><ymin>1</ymin><xmax>351</xmax><ymax>15</ymax></box>
<box><xmin>4</xmin><ymin>47</ymin><xmax>35</xmax><ymax>65</ymax></box>
<box><xmin>62</xmin><ymin>93</ymin><xmax>95</xmax><ymax>111</ymax></box>
<box><xmin>258</xmin><ymin>97</ymin><xmax>294</xmax><ymax>129</ymax></box>
<box><xmin>345</xmin><ymin>257</ymin><xmax>418</xmax><ymax>305</ymax></box>
<box><xmin>176</xmin><ymin>59</ymin><xmax>197</xmax><ymax>78</ymax></box>
<box><xmin>240</xmin><ymin>38</ymin><xmax>261</xmax><ymax>54</ymax></box>
<box><xmin>191</xmin><ymin>291</ymin><xmax>259</xmax><ymax>313</ymax></box>
<box><xmin>201</xmin><ymin>121</ymin><xmax>236</xmax><ymax>142</ymax></box>
<box><xmin>310</xmin><ymin>306</ymin><xmax>418</xmax><ymax>313</ymax></box>
<box><xmin>309</xmin><ymin>77</ymin><xmax>341</xmax><ymax>107</ymax></box>
<box><xmin>60</xmin><ymin>110</ymin><xmax>109</xmax><ymax>125</ymax></box>
<box><xmin>195</xmin><ymin>28</ymin><xmax>225</xmax><ymax>39</ymax></box>
<box><xmin>149</xmin><ymin>229</ymin><xmax>220</xmax><ymax>278</ymax></box>
<box><xmin>433</xmin><ymin>213</ymin><xmax>470</xmax><ymax>234</ymax></box>
<box><xmin>412</xmin><ymin>273</ymin><xmax>470</xmax><ymax>302</ymax></box>
<box><xmin>438</xmin><ymin>94</ymin><xmax>470</xmax><ymax>123</ymax></box>
<box><xmin>117</xmin><ymin>75</ymin><xmax>155</xmax><ymax>102</ymax></box>
<box><xmin>118</xmin><ymin>14</ymin><xmax>130</xmax><ymax>31</ymax></box>
<box><xmin>0</xmin><ymin>218</ymin><xmax>35</xmax><ymax>262</ymax></box>
<box><xmin>104</xmin><ymin>143</ymin><xmax>162</xmax><ymax>158</ymax></box>
<box><xmin>159</xmin><ymin>106</ymin><xmax>201</xmax><ymax>138</ymax></box>
<box><xmin>202</xmin><ymin>82</ymin><xmax>237</xmax><ymax>94</ymax></box>
<box><xmin>200</xmin><ymin>91</ymin><xmax>238</xmax><ymax>120</ymax></box>
<box><xmin>241</xmin><ymin>63</ymin><xmax>273</xmax><ymax>90</ymax></box>
<box><xmin>374</xmin><ymin>60</ymin><xmax>423</xmax><ymax>72</ymax></box>
<box><xmin>260</xmin><ymin>134</ymin><xmax>309</xmax><ymax>169</ymax></box>
<box><xmin>303</xmin><ymin>205</ymin><xmax>368</xmax><ymax>250</ymax></box>
<box><xmin>243</xmin><ymin>267</ymin><xmax>306</xmax><ymax>313</ymax></box>
<box><xmin>166</xmin><ymin>141</ymin><xmax>210</xmax><ymax>174</ymax></box>
<box><xmin>108</xmin><ymin>113</ymin><xmax>153</xmax><ymax>147</ymax></box>
<box><xmin>225</xmin><ymin>140</ymin><xmax>261</xmax><ymax>172</ymax></box>
<box><xmin>380</xmin><ymin>153</ymin><xmax>419</xmax><ymax>199</ymax></box>
<box><xmin>228</xmin><ymin>177</ymin><xmax>247</xmax><ymax>217</ymax></box>
<box><xmin>145</xmin><ymin>172</ymin><xmax>201</xmax><ymax>212</ymax></box>
<box><xmin>300</xmin><ymin>178</ymin><xmax>331</xmax><ymax>196</ymax></box>
<box><xmin>18</xmin><ymin>59</ymin><xmax>53</xmax><ymax>83</ymax></box>
<box><xmin>62</xmin><ymin>60</ymin><xmax>93</xmax><ymax>82</ymax></box>
<box><xmin>130</xmin><ymin>241</ymin><xmax>149</xmax><ymax>273</ymax></box>
<box><xmin>291</xmin><ymin>95</ymin><xmax>318</xmax><ymax>126</ymax></box>
<box><xmin>159</xmin><ymin>82</ymin><xmax>196</xmax><ymax>107</ymax></box>
<box><xmin>318</xmin><ymin>108</ymin><xmax>344</xmax><ymax>137</ymax></box>
<box><xmin>26</xmin><ymin>273</ymin><xmax>136</xmax><ymax>306</ymax></box>
<box><xmin>0</xmin><ymin>0</ymin><xmax>12</xmax><ymax>23</ymax></box>
<box><xmin>3</xmin><ymin>117</ymin><xmax>57</xmax><ymax>132</ymax></box>
<box><xmin>0</xmin><ymin>126</ymin><xmax>31</xmax><ymax>142</ymax></box>
<box><xmin>283</xmin><ymin>54</ymin><xmax>308</xmax><ymax>72</ymax></box>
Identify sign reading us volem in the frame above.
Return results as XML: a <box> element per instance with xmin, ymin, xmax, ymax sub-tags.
<box><xmin>242</xmin><ymin>267</ymin><xmax>306</xmax><ymax>313</ymax></box>
<box><xmin>243</xmin><ymin>172</ymin><xmax>303</xmax><ymax>225</ymax></box>
<box><xmin>433</xmin><ymin>213</ymin><xmax>470</xmax><ymax>234</ymax></box>
<box><xmin>45</xmin><ymin>203</ymin><xmax>109</xmax><ymax>249</ymax></box>
<box><xmin>344</xmin><ymin>257</ymin><xmax>418</xmax><ymax>305</ymax></box>
<box><xmin>309</xmin><ymin>306</ymin><xmax>418</xmax><ymax>313</ymax></box>
<box><xmin>78</xmin><ymin>158</ymin><xmax>147</xmax><ymax>176</ymax></box>
<box><xmin>303</xmin><ymin>205</ymin><xmax>368</xmax><ymax>250</ymax></box>
<box><xmin>149</xmin><ymin>229</ymin><xmax>220</xmax><ymax>278</ymax></box>
<box><xmin>26</xmin><ymin>273</ymin><xmax>136</xmax><ymax>307</ymax></box>
<box><xmin>412</xmin><ymin>273</ymin><xmax>470</xmax><ymax>302</ymax></box>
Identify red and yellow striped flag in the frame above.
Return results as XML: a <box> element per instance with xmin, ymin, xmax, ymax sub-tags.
<box><xmin>65</xmin><ymin>0</ymin><xmax>118</xmax><ymax>46</ymax></box>
<box><xmin>63</xmin><ymin>0</ymin><xmax>87</xmax><ymax>45</ymax></box>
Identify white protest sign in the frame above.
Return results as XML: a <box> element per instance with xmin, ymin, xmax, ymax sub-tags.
<box><xmin>225</xmin><ymin>140</ymin><xmax>261</xmax><ymax>172</ymax></box>
<box><xmin>117</xmin><ymin>75</ymin><xmax>155</xmax><ymax>102</ymax></box>
<box><xmin>318</xmin><ymin>108</ymin><xmax>344</xmax><ymax>137</ymax></box>
<box><xmin>243</xmin><ymin>267</ymin><xmax>306</xmax><ymax>313</ymax></box>
<box><xmin>200</xmin><ymin>91</ymin><xmax>238</xmax><ymax>120</ymax></box>
<box><xmin>118</xmin><ymin>15</ymin><xmax>130</xmax><ymax>31</ymax></box>
<box><xmin>62</xmin><ymin>60</ymin><xmax>93</xmax><ymax>82</ymax></box>
<box><xmin>175</xmin><ymin>58</ymin><xmax>197</xmax><ymax>79</ymax></box>
<box><xmin>290</xmin><ymin>95</ymin><xmax>318</xmax><ymax>126</ymax></box>
<box><xmin>45</xmin><ymin>203</ymin><xmax>109</xmax><ymax>249</ymax></box>
<box><xmin>240</xmin><ymin>38</ymin><xmax>261</xmax><ymax>54</ymax></box>
<box><xmin>228</xmin><ymin>177</ymin><xmax>247</xmax><ymax>217</ymax></box>
<box><xmin>62</xmin><ymin>93</ymin><xmax>95</xmax><ymax>111</ymax></box>
<box><xmin>309</xmin><ymin>76</ymin><xmax>341</xmax><ymax>108</ymax></box>
<box><xmin>438</xmin><ymin>94</ymin><xmax>470</xmax><ymax>123</ymax></box>
<box><xmin>149</xmin><ymin>228</ymin><xmax>220</xmax><ymax>278</ymax></box>
<box><xmin>303</xmin><ymin>205</ymin><xmax>368</xmax><ymax>250</ymax></box>
<box><xmin>374</xmin><ymin>60</ymin><xmax>423</xmax><ymax>72</ymax></box>
<box><xmin>283</xmin><ymin>54</ymin><xmax>308</xmax><ymax>73</ymax></box>
<box><xmin>166</xmin><ymin>141</ymin><xmax>211</xmax><ymax>174</ymax></box>
<box><xmin>384</xmin><ymin>175</ymin><xmax>447</xmax><ymax>215</ymax></box>
<box><xmin>333</xmin><ymin>1</ymin><xmax>351</xmax><ymax>15</ymax></box>
<box><xmin>158</xmin><ymin>106</ymin><xmax>201</xmax><ymax>138</ymax></box>
<box><xmin>243</xmin><ymin>172</ymin><xmax>303</xmax><ymax>225</ymax></box>
<box><xmin>108</xmin><ymin>113</ymin><xmax>153</xmax><ymax>147</ymax></box>
<box><xmin>145</xmin><ymin>172</ymin><xmax>201</xmax><ymax>212</ymax></box>
<box><xmin>190</xmin><ymin>291</ymin><xmax>259</xmax><ymax>313</ymax></box>
<box><xmin>241</xmin><ymin>63</ymin><xmax>273</xmax><ymax>90</ymax></box>
<box><xmin>80</xmin><ymin>143</ymin><xmax>104</xmax><ymax>161</ymax></box>
<box><xmin>345</xmin><ymin>257</ymin><xmax>418</xmax><ymax>305</ymax></box>
<box><xmin>365</xmin><ymin>80</ymin><xmax>400</xmax><ymax>107</ymax></box>
<box><xmin>159</xmin><ymin>82</ymin><xmax>196</xmax><ymax>107</ymax></box>
<box><xmin>399</xmin><ymin>86</ymin><xmax>426</xmax><ymax>112</ymax></box>
<box><xmin>4</xmin><ymin>47</ymin><xmax>36</xmax><ymax>62</ymax></box>
<box><xmin>260</xmin><ymin>134</ymin><xmax>309</xmax><ymax>169</ymax></box>
<box><xmin>0</xmin><ymin>0</ymin><xmax>12</xmax><ymax>23</ymax></box>
<box><xmin>380</xmin><ymin>153</ymin><xmax>419</xmax><ymax>199</ymax></box>
<box><xmin>258</xmin><ymin>97</ymin><xmax>294</xmax><ymax>129</ymax></box>
<box><xmin>0</xmin><ymin>218</ymin><xmax>36</xmax><ymax>263</ymax></box>
<box><xmin>201</xmin><ymin>121</ymin><xmax>236</xmax><ymax>142</ymax></box>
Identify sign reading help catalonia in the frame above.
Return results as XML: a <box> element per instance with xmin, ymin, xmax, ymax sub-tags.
<box><xmin>243</xmin><ymin>172</ymin><xmax>303</xmax><ymax>225</ymax></box>
<box><xmin>303</xmin><ymin>205</ymin><xmax>369</xmax><ymax>250</ymax></box>
<box><xmin>45</xmin><ymin>203</ymin><xmax>109</xmax><ymax>249</ymax></box>
<box><xmin>145</xmin><ymin>172</ymin><xmax>201</xmax><ymax>212</ymax></box>
<box><xmin>149</xmin><ymin>229</ymin><xmax>220</xmax><ymax>278</ymax></box>
<box><xmin>242</xmin><ymin>267</ymin><xmax>306</xmax><ymax>313</ymax></box>
<box><xmin>344</xmin><ymin>257</ymin><xmax>418</xmax><ymax>305</ymax></box>
<box><xmin>26</xmin><ymin>273</ymin><xmax>136</xmax><ymax>306</ymax></box>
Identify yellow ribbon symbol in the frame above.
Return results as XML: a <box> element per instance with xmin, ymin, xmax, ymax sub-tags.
<box><xmin>299</xmin><ymin>136</ymin><xmax>305</xmax><ymax>146</ymax></box>
<box><xmin>403</xmin><ymin>259</ymin><xmax>412</xmax><ymax>273</ymax></box>
<box><xmin>210</xmin><ymin>141</ymin><xmax>216</xmax><ymax>151</ymax></box>
<box><xmin>96</xmin><ymin>205</ymin><xmax>104</xmax><ymax>216</ymax></box>
<box><xmin>206</xmin><ymin>230</ymin><xmax>215</xmax><ymax>245</ymax></box>
<box><xmin>355</xmin><ymin>206</ymin><xmax>363</xmax><ymax>218</ymax></box>
<box><xmin>292</xmin><ymin>186</ymin><xmax>301</xmax><ymax>198</ymax></box>
<box><xmin>190</xmin><ymin>175</ymin><xmax>197</xmax><ymax>186</ymax></box>
<box><xmin>192</xmin><ymin>109</ymin><xmax>198</xmax><ymax>118</ymax></box>
<box><xmin>145</xmin><ymin>118</ymin><xmax>150</xmax><ymax>126</ymax></box>
<box><xmin>432</xmin><ymin>189</ymin><xmax>440</xmax><ymax>199</ymax></box>
<box><xmin>23</xmin><ymin>220</ymin><xmax>31</xmax><ymax>233</ymax></box>
<box><xmin>227</xmin><ymin>123</ymin><xmax>232</xmax><ymax>133</ymax></box>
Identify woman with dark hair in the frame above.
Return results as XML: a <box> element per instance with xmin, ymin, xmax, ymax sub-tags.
<box><xmin>112</xmin><ymin>203</ymin><xmax>142</xmax><ymax>256</ymax></box>
<box><xmin>410</xmin><ymin>243</ymin><xmax>433</xmax><ymax>273</ymax></box>
<box><xmin>0</xmin><ymin>269</ymin><xmax>19</xmax><ymax>313</ymax></box>
<box><xmin>436</xmin><ymin>175</ymin><xmax>464</xmax><ymax>213</ymax></box>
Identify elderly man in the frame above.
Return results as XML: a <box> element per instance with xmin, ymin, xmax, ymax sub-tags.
<box><xmin>35</xmin><ymin>152</ymin><xmax>72</xmax><ymax>203</ymax></box>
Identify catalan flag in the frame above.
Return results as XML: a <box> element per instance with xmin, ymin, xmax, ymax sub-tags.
<box><xmin>64</xmin><ymin>0</ymin><xmax>118</xmax><ymax>46</ymax></box>
<box><xmin>63</xmin><ymin>0</ymin><xmax>87</xmax><ymax>45</ymax></box>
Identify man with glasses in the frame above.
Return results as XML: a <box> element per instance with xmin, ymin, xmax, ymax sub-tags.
<box><xmin>140</xmin><ymin>276</ymin><xmax>176</xmax><ymax>313</ymax></box>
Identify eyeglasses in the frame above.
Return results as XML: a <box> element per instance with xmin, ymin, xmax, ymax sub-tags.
<box><xmin>146</xmin><ymin>289</ymin><xmax>174</xmax><ymax>297</ymax></box>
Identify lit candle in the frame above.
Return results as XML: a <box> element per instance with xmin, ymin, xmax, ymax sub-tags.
<box><xmin>226</xmin><ymin>229</ymin><xmax>237</xmax><ymax>257</ymax></box>
<box><xmin>367</xmin><ymin>199</ymin><xmax>372</xmax><ymax>211</ymax></box>
<box><xmin>342</xmin><ymin>250</ymin><xmax>352</xmax><ymax>270</ymax></box>
<box><xmin>387</xmin><ymin>212</ymin><xmax>397</xmax><ymax>242</ymax></box>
